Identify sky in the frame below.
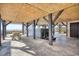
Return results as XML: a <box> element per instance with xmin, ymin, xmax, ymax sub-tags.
<box><xmin>1</xmin><ymin>23</ymin><xmax>24</xmax><ymax>31</ymax></box>
<box><xmin>6</xmin><ymin>24</ymin><xmax>34</xmax><ymax>31</ymax></box>
<box><xmin>1</xmin><ymin>23</ymin><xmax>38</xmax><ymax>31</ymax></box>
<box><xmin>7</xmin><ymin>24</ymin><xmax>22</xmax><ymax>31</ymax></box>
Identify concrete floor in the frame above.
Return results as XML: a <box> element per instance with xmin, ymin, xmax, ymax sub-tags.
<box><xmin>0</xmin><ymin>34</ymin><xmax>79</xmax><ymax>56</ymax></box>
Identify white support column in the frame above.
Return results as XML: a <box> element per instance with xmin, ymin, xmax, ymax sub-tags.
<box><xmin>68</xmin><ymin>22</ymin><xmax>70</xmax><ymax>37</ymax></box>
<box><xmin>66</xmin><ymin>22</ymin><xmax>68</xmax><ymax>36</ymax></box>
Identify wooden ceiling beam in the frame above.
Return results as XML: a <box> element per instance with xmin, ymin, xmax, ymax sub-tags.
<box><xmin>54</xmin><ymin>23</ymin><xmax>58</xmax><ymax>26</ymax></box>
<box><xmin>53</xmin><ymin>9</ymin><xmax>64</xmax><ymax>22</ymax></box>
<box><xmin>26</xmin><ymin>3</ymin><xmax>48</xmax><ymax>13</ymax></box>
<box><xmin>36</xmin><ymin>19</ymin><xmax>39</xmax><ymax>25</ymax></box>
<box><xmin>61</xmin><ymin>22</ymin><xmax>67</xmax><ymax>26</ymax></box>
<box><xmin>43</xmin><ymin>17</ymin><xmax>48</xmax><ymax>22</ymax></box>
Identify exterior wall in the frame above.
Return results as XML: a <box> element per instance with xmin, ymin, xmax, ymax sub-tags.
<box><xmin>28</xmin><ymin>24</ymin><xmax>41</xmax><ymax>38</ymax></box>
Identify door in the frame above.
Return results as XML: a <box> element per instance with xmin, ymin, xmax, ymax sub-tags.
<box><xmin>70</xmin><ymin>22</ymin><xmax>79</xmax><ymax>38</ymax></box>
<box><xmin>77</xmin><ymin>22</ymin><xmax>79</xmax><ymax>38</ymax></box>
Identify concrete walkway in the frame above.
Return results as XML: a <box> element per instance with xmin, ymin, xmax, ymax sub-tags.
<box><xmin>0</xmin><ymin>37</ymin><xmax>11</xmax><ymax>56</ymax></box>
<box><xmin>0</xmin><ymin>34</ymin><xmax>79</xmax><ymax>56</ymax></box>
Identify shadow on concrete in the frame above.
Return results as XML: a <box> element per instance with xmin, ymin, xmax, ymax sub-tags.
<box><xmin>11</xmin><ymin>46</ymin><xmax>36</xmax><ymax>56</ymax></box>
<box><xmin>0</xmin><ymin>41</ymin><xmax>11</xmax><ymax>56</ymax></box>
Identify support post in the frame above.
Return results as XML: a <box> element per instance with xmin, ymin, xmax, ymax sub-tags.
<box><xmin>66</xmin><ymin>22</ymin><xmax>68</xmax><ymax>36</ymax></box>
<box><xmin>59</xmin><ymin>24</ymin><xmax>61</xmax><ymax>33</ymax></box>
<box><xmin>2</xmin><ymin>21</ymin><xmax>5</xmax><ymax>40</ymax></box>
<box><xmin>0</xmin><ymin>19</ymin><xmax>1</xmax><ymax>46</ymax></box>
<box><xmin>2</xmin><ymin>21</ymin><xmax>11</xmax><ymax>40</ymax></box>
<box><xmin>44</xmin><ymin>25</ymin><xmax>46</xmax><ymax>29</ymax></box>
<box><xmin>2</xmin><ymin>20</ymin><xmax>6</xmax><ymax>40</ymax></box>
<box><xmin>26</xmin><ymin>23</ymin><xmax>28</xmax><ymax>37</ymax></box>
<box><xmin>52</xmin><ymin>23</ymin><xmax>55</xmax><ymax>36</ymax></box>
<box><xmin>44</xmin><ymin>25</ymin><xmax>46</xmax><ymax>38</ymax></box>
<box><xmin>33</xmin><ymin>20</ymin><xmax>36</xmax><ymax>39</ymax></box>
<box><xmin>36</xmin><ymin>19</ymin><xmax>39</xmax><ymax>25</ymax></box>
<box><xmin>22</xmin><ymin>23</ymin><xmax>24</xmax><ymax>35</ymax></box>
<box><xmin>48</xmin><ymin>14</ymin><xmax>53</xmax><ymax>45</ymax></box>
<box><xmin>4</xmin><ymin>24</ymin><xmax>6</xmax><ymax>39</ymax></box>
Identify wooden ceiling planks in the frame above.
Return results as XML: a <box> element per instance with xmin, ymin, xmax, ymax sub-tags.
<box><xmin>15</xmin><ymin>3</ymin><xmax>48</xmax><ymax>23</ymax></box>
<box><xmin>56</xmin><ymin>4</ymin><xmax>79</xmax><ymax>23</ymax></box>
<box><xmin>0</xmin><ymin>4</ymin><xmax>23</xmax><ymax>22</ymax></box>
<box><xmin>30</xmin><ymin>3</ymin><xmax>75</xmax><ymax>14</ymax></box>
<box><xmin>0</xmin><ymin>3</ymin><xmax>78</xmax><ymax>24</ymax></box>
<box><xmin>0</xmin><ymin>3</ymin><xmax>48</xmax><ymax>23</ymax></box>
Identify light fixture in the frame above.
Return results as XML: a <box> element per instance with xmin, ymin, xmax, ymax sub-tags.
<box><xmin>40</xmin><ymin>26</ymin><xmax>43</xmax><ymax>28</ymax></box>
<box><xmin>46</xmin><ymin>26</ymin><xmax>48</xmax><ymax>28</ymax></box>
<box><xmin>36</xmin><ymin>26</ymin><xmax>38</xmax><ymax>29</ymax></box>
